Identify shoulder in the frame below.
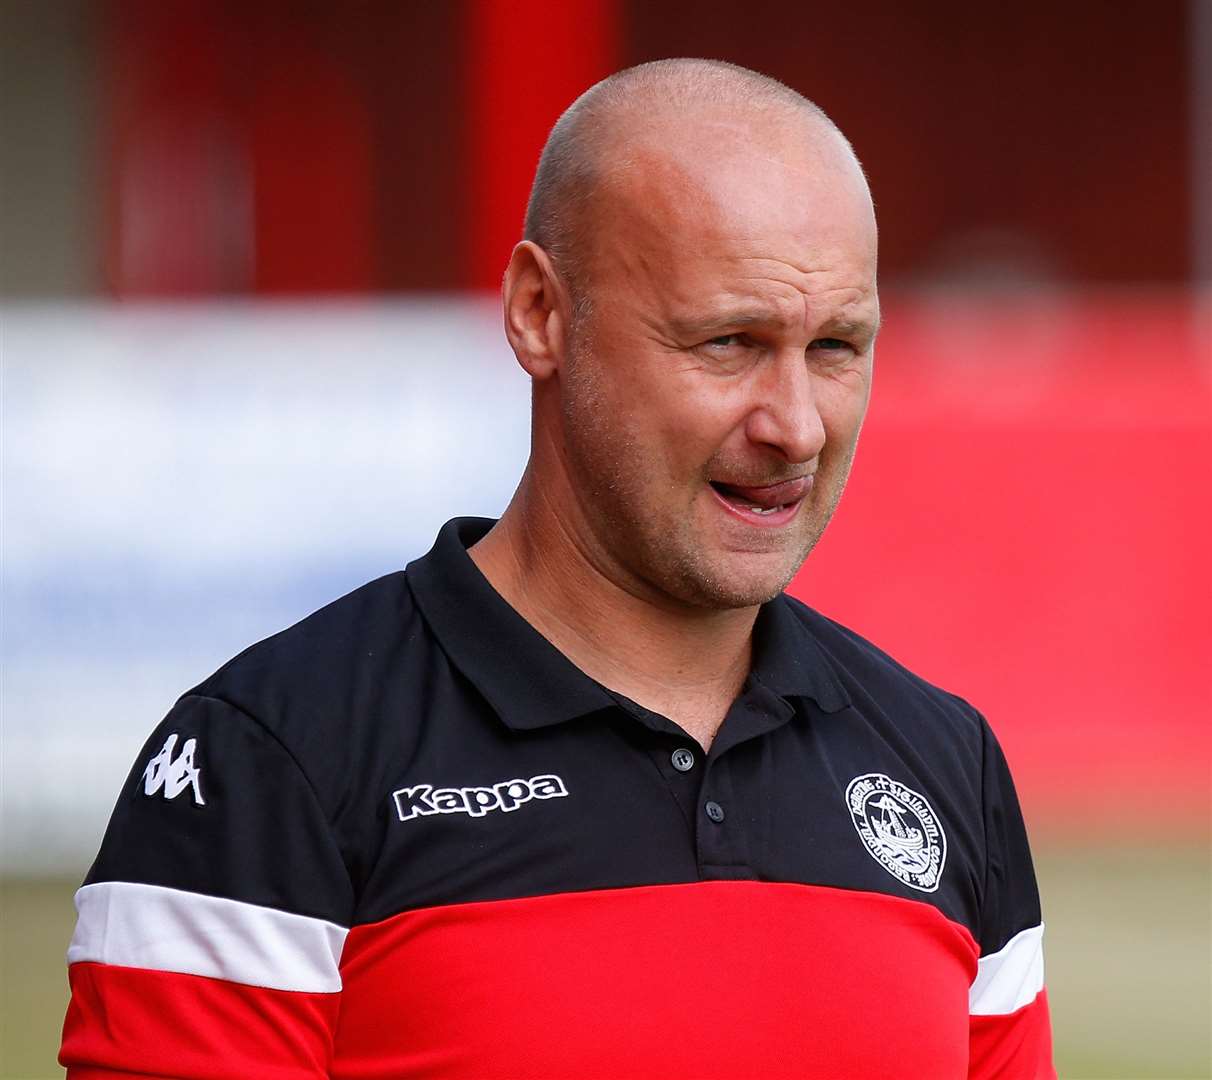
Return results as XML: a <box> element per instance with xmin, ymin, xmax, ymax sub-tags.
<box><xmin>196</xmin><ymin>570</ymin><xmax>420</xmax><ymax>697</ymax></box>
<box><xmin>779</xmin><ymin>593</ymin><xmax>987</xmax><ymax>744</ymax></box>
<box><xmin>186</xmin><ymin>570</ymin><xmax>438</xmax><ymax>812</ymax></box>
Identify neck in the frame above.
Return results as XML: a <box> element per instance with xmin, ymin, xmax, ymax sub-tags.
<box><xmin>469</xmin><ymin>469</ymin><xmax>758</xmax><ymax>749</ymax></box>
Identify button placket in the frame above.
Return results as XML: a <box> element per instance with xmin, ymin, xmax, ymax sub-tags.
<box><xmin>695</xmin><ymin>736</ymin><xmax>760</xmax><ymax>877</ymax></box>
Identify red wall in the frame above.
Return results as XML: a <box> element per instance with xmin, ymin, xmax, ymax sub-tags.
<box><xmin>102</xmin><ymin>1</ymin><xmax>1195</xmax><ymax>295</ymax></box>
<box><xmin>789</xmin><ymin>292</ymin><xmax>1212</xmax><ymax>837</ymax></box>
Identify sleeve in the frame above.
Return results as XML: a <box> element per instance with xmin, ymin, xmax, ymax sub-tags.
<box><xmin>967</xmin><ymin>717</ymin><xmax>1056</xmax><ymax>1079</ymax></box>
<box><xmin>59</xmin><ymin>694</ymin><xmax>354</xmax><ymax>1080</ymax></box>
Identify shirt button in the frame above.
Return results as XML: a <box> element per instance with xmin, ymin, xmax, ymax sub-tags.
<box><xmin>671</xmin><ymin>748</ymin><xmax>695</xmax><ymax>772</ymax></box>
<box><xmin>705</xmin><ymin>800</ymin><xmax>725</xmax><ymax>823</ymax></box>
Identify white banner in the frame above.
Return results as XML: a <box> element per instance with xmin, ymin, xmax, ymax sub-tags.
<box><xmin>3</xmin><ymin>299</ymin><xmax>531</xmax><ymax>872</ymax></box>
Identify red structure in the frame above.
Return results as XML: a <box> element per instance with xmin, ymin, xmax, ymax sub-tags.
<box><xmin>101</xmin><ymin>1</ymin><xmax>1195</xmax><ymax>295</ymax></box>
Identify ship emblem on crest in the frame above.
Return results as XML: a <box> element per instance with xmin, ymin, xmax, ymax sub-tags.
<box><xmin>845</xmin><ymin>773</ymin><xmax>946</xmax><ymax>893</ymax></box>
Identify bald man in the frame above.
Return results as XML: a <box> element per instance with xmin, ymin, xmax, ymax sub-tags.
<box><xmin>62</xmin><ymin>60</ymin><xmax>1055</xmax><ymax>1079</ymax></box>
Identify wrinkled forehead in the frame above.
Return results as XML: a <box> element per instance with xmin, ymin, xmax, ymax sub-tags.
<box><xmin>588</xmin><ymin>111</ymin><xmax>877</xmax><ymax>287</ymax></box>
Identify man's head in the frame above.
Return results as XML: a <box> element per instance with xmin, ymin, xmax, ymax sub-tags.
<box><xmin>502</xmin><ymin>59</ymin><xmax>879</xmax><ymax>611</ymax></box>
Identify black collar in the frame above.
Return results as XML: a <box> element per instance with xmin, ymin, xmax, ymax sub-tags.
<box><xmin>407</xmin><ymin>518</ymin><xmax>850</xmax><ymax>731</ymax></box>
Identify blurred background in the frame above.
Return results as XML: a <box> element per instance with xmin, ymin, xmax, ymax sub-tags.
<box><xmin>2</xmin><ymin>1</ymin><xmax>1209</xmax><ymax>1077</ymax></box>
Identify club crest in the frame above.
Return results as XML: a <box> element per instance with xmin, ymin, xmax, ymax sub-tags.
<box><xmin>845</xmin><ymin>773</ymin><xmax>946</xmax><ymax>892</ymax></box>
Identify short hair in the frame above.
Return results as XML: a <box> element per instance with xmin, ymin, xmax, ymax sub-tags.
<box><xmin>523</xmin><ymin>59</ymin><xmax>850</xmax><ymax>313</ymax></box>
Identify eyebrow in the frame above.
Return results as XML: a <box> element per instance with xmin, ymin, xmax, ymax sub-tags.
<box><xmin>821</xmin><ymin>316</ymin><xmax>882</xmax><ymax>340</ymax></box>
<box><xmin>666</xmin><ymin>310</ymin><xmax>774</xmax><ymax>337</ymax></box>
<box><xmin>669</xmin><ymin>309</ymin><xmax>881</xmax><ymax>341</ymax></box>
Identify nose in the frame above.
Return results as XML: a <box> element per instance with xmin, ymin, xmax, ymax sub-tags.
<box><xmin>742</xmin><ymin>351</ymin><xmax>827</xmax><ymax>464</ymax></box>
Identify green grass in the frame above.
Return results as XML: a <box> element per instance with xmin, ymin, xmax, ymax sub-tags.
<box><xmin>1036</xmin><ymin>843</ymin><xmax>1211</xmax><ymax>1079</ymax></box>
<box><xmin>3</xmin><ymin>843</ymin><xmax>1209</xmax><ymax>1078</ymax></box>
<box><xmin>1</xmin><ymin>877</ymin><xmax>75</xmax><ymax>1080</ymax></box>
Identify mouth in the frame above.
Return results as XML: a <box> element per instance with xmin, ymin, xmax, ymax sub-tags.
<box><xmin>707</xmin><ymin>475</ymin><xmax>813</xmax><ymax>527</ymax></box>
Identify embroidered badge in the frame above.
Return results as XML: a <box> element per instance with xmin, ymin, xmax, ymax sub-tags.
<box><xmin>845</xmin><ymin>772</ymin><xmax>945</xmax><ymax>892</ymax></box>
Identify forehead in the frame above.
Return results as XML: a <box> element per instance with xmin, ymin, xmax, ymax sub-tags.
<box><xmin>588</xmin><ymin>112</ymin><xmax>877</xmax><ymax>320</ymax></box>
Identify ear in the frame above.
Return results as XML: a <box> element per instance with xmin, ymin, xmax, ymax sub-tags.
<box><xmin>502</xmin><ymin>241</ymin><xmax>570</xmax><ymax>381</ymax></box>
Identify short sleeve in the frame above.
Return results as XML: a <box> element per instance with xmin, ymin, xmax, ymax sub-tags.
<box><xmin>967</xmin><ymin>717</ymin><xmax>1056</xmax><ymax>1078</ymax></box>
<box><xmin>59</xmin><ymin>694</ymin><xmax>353</xmax><ymax>1080</ymax></box>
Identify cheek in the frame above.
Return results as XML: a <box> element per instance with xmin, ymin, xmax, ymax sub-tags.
<box><xmin>653</xmin><ymin>386</ymin><xmax>748</xmax><ymax>474</ymax></box>
<box><xmin>595</xmin><ymin>355</ymin><xmax>741</xmax><ymax>470</ymax></box>
<box><xmin>818</xmin><ymin>377</ymin><xmax>871</xmax><ymax>448</ymax></box>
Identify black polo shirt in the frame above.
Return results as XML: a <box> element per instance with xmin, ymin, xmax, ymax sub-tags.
<box><xmin>61</xmin><ymin>517</ymin><xmax>1054</xmax><ymax>1079</ymax></box>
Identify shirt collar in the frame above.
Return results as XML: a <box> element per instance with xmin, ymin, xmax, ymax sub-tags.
<box><xmin>748</xmin><ymin>589</ymin><xmax>851</xmax><ymax>711</ymax></box>
<box><xmin>406</xmin><ymin>517</ymin><xmax>850</xmax><ymax>731</ymax></box>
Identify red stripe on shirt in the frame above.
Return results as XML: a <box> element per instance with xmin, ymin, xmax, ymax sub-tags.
<box><xmin>969</xmin><ymin>988</ymin><xmax>1056</xmax><ymax>1079</ymax></box>
<box><xmin>60</xmin><ymin>961</ymin><xmax>340</xmax><ymax>1080</ymax></box>
<box><xmin>333</xmin><ymin>879</ymin><xmax>977</xmax><ymax>1079</ymax></box>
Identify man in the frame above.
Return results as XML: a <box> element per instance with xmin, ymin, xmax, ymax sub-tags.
<box><xmin>61</xmin><ymin>59</ymin><xmax>1054</xmax><ymax>1078</ymax></box>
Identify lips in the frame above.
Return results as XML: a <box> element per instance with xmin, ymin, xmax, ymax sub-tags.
<box><xmin>709</xmin><ymin>476</ymin><xmax>811</xmax><ymax>511</ymax></box>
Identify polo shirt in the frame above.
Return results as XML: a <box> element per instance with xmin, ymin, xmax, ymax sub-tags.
<box><xmin>61</xmin><ymin>517</ymin><xmax>1054</xmax><ymax>1079</ymax></box>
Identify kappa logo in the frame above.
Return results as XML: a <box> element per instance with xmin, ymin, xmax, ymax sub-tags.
<box><xmin>393</xmin><ymin>774</ymin><xmax>568</xmax><ymax>823</ymax></box>
<box><xmin>845</xmin><ymin>772</ymin><xmax>946</xmax><ymax>893</ymax></box>
<box><xmin>142</xmin><ymin>732</ymin><xmax>205</xmax><ymax>806</ymax></box>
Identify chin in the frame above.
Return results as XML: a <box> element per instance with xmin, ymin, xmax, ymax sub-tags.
<box><xmin>667</xmin><ymin>549</ymin><xmax>807</xmax><ymax>610</ymax></box>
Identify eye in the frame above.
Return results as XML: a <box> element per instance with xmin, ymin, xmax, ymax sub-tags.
<box><xmin>692</xmin><ymin>332</ymin><xmax>759</xmax><ymax>375</ymax></box>
<box><xmin>704</xmin><ymin>334</ymin><xmax>745</xmax><ymax>348</ymax></box>
<box><xmin>810</xmin><ymin>337</ymin><xmax>853</xmax><ymax>352</ymax></box>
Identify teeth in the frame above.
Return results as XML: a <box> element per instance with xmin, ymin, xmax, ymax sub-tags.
<box><xmin>748</xmin><ymin>505</ymin><xmax>780</xmax><ymax>515</ymax></box>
